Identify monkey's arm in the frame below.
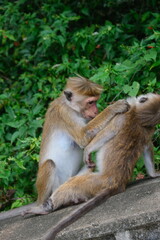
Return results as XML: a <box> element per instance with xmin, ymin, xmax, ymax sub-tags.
<box><xmin>83</xmin><ymin>113</ymin><xmax>123</xmax><ymax>166</ymax></box>
<box><xmin>83</xmin><ymin>126</ymin><xmax>118</xmax><ymax>166</ymax></box>
<box><xmin>79</xmin><ymin>99</ymin><xmax>129</xmax><ymax>147</ymax></box>
<box><xmin>143</xmin><ymin>142</ymin><xmax>160</xmax><ymax>177</ymax></box>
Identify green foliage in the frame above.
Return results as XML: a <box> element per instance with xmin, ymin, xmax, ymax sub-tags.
<box><xmin>0</xmin><ymin>0</ymin><xmax>160</xmax><ymax>210</ymax></box>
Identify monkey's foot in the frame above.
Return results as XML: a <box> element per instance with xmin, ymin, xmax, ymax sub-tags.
<box><xmin>22</xmin><ymin>200</ymin><xmax>54</xmax><ymax>216</ymax></box>
<box><xmin>151</xmin><ymin>172</ymin><xmax>160</xmax><ymax>178</ymax></box>
<box><xmin>43</xmin><ymin>198</ymin><xmax>54</xmax><ymax>212</ymax></box>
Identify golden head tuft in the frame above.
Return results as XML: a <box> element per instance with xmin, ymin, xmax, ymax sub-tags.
<box><xmin>66</xmin><ymin>75</ymin><xmax>103</xmax><ymax>97</ymax></box>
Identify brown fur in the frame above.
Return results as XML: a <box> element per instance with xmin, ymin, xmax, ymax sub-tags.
<box><xmin>66</xmin><ymin>75</ymin><xmax>103</xmax><ymax>96</ymax></box>
<box><xmin>36</xmin><ymin>160</ymin><xmax>55</xmax><ymax>204</ymax></box>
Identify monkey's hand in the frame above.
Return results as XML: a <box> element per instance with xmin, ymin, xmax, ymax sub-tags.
<box><xmin>83</xmin><ymin>151</ymin><xmax>96</xmax><ymax>170</ymax></box>
<box><xmin>110</xmin><ymin>99</ymin><xmax>130</xmax><ymax>114</ymax></box>
<box><xmin>85</xmin><ymin>154</ymin><xmax>96</xmax><ymax>169</ymax></box>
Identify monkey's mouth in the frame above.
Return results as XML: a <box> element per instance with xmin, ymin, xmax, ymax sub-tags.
<box><xmin>85</xmin><ymin>116</ymin><xmax>95</xmax><ymax>121</ymax></box>
<box><xmin>82</xmin><ymin>110</ymin><xmax>97</xmax><ymax>121</ymax></box>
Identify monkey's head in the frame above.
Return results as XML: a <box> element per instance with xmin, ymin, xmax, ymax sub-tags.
<box><xmin>127</xmin><ymin>93</ymin><xmax>160</xmax><ymax>127</ymax></box>
<box><xmin>137</xmin><ymin>93</ymin><xmax>160</xmax><ymax>111</ymax></box>
<box><xmin>63</xmin><ymin>76</ymin><xmax>103</xmax><ymax>120</ymax></box>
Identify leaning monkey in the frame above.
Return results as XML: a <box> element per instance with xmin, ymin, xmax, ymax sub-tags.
<box><xmin>41</xmin><ymin>93</ymin><xmax>160</xmax><ymax>240</ymax></box>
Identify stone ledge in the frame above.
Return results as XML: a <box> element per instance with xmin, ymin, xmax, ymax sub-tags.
<box><xmin>0</xmin><ymin>178</ymin><xmax>160</xmax><ymax>240</ymax></box>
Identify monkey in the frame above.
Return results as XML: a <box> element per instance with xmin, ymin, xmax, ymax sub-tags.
<box><xmin>39</xmin><ymin>93</ymin><xmax>160</xmax><ymax>240</ymax></box>
<box><xmin>0</xmin><ymin>76</ymin><xmax>129</xmax><ymax>221</ymax></box>
<box><xmin>36</xmin><ymin>76</ymin><xmax>101</xmax><ymax>205</ymax></box>
<box><xmin>23</xmin><ymin>76</ymin><xmax>130</xmax><ymax>214</ymax></box>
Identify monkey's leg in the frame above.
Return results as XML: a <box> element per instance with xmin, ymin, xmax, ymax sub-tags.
<box><xmin>42</xmin><ymin>174</ymin><xmax>112</xmax><ymax>213</ymax></box>
<box><xmin>143</xmin><ymin>142</ymin><xmax>160</xmax><ymax>177</ymax></box>
<box><xmin>23</xmin><ymin>174</ymin><xmax>98</xmax><ymax>216</ymax></box>
<box><xmin>43</xmin><ymin>185</ymin><xmax>125</xmax><ymax>240</ymax></box>
<box><xmin>36</xmin><ymin>159</ymin><xmax>58</xmax><ymax>204</ymax></box>
<box><xmin>22</xmin><ymin>160</ymin><xmax>58</xmax><ymax>216</ymax></box>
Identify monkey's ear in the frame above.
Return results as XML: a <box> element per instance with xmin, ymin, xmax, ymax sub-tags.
<box><xmin>64</xmin><ymin>91</ymin><xmax>73</xmax><ymax>101</ymax></box>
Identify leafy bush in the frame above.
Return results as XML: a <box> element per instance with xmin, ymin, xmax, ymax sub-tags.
<box><xmin>0</xmin><ymin>0</ymin><xmax>160</xmax><ymax>210</ymax></box>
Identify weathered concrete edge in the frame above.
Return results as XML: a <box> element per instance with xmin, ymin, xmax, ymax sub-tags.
<box><xmin>54</xmin><ymin>209</ymin><xmax>160</xmax><ymax>240</ymax></box>
<box><xmin>0</xmin><ymin>178</ymin><xmax>160</xmax><ymax>240</ymax></box>
<box><xmin>52</xmin><ymin>178</ymin><xmax>160</xmax><ymax>240</ymax></box>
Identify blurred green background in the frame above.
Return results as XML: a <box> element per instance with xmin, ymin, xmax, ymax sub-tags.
<box><xmin>0</xmin><ymin>0</ymin><xmax>160</xmax><ymax>210</ymax></box>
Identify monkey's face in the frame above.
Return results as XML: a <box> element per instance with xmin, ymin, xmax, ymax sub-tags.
<box><xmin>63</xmin><ymin>90</ymin><xmax>100</xmax><ymax>120</ymax></box>
<box><xmin>127</xmin><ymin>93</ymin><xmax>160</xmax><ymax>108</ymax></box>
<box><xmin>81</xmin><ymin>96</ymin><xmax>99</xmax><ymax>120</ymax></box>
<box><xmin>137</xmin><ymin>93</ymin><xmax>160</xmax><ymax>107</ymax></box>
<box><xmin>127</xmin><ymin>93</ymin><xmax>160</xmax><ymax>127</ymax></box>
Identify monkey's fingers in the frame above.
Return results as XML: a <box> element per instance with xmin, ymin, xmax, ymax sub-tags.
<box><xmin>87</xmin><ymin>162</ymin><xmax>96</xmax><ymax>169</ymax></box>
<box><xmin>114</xmin><ymin>99</ymin><xmax>130</xmax><ymax>113</ymax></box>
<box><xmin>84</xmin><ymin>154</ymin><xmax>95</xmax><ymax>168</ymax></box>
<box><xmin>84</xmin><ymin>158</ymin><xmax>96</xmax><ymax>169</ymax></box>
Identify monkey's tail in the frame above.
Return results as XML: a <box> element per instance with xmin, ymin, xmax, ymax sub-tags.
<box><xmin>42</xmin><ymin>187</ymin><xmax>122</xmax><ymax>240</ymax></box>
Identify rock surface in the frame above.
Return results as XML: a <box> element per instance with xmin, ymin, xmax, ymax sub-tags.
<box><xmin>0</xmin><ymin>178</ymin><xmax>160</xmax><ymax>240</ymax></box>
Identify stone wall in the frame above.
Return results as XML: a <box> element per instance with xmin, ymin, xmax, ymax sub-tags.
<box><xmin>0</xmin><ymin>178</ymin><xmax>160</xmax><ymax>240</ymax></box>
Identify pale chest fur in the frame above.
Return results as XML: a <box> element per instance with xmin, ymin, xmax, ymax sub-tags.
<box><xmin>40</xmin><ymin>130</ymin><xmax>83</xmax><ymax>178</ymax></box>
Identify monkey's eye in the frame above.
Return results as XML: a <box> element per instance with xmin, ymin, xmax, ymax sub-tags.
<box><xmin>139</xmin><ymin>97</ymin><xmax>148</xmax><ymax>103</ymax></box>
<box><xmin>88</xmin><ymin>101</ymin><xmax>94</xmax><ymax>105</ymax></box>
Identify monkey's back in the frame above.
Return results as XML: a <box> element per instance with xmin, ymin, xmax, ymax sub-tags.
<box><xmin>97</xmin><ymin>107</ymin><xmax>154</xmax><ymax>186</ymax></box>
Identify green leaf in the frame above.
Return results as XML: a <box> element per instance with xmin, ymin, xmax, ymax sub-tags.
<box><xmin>30</xmin><ymin>119</ymin><xmax>43</xmax><ymax>129</ymax></box>
<box><xmin>6</xmin><ymin>119</ymin><xmax>26</xmax><ymax>128</ymax></box>
<box><xmin>150</xmin><ymin>60</ymin><xmax>160</xmax><ymax>70</ymax></box>
<box><xmin>144</xmin><ymin>48</ymin><xmax>157</xmax><ymax>62</ymax></box>
<box><xmin>5</xmin><ymin>106</ymin><xmax>16</xmax><ymax>118</ymax></box>
<box><xmin>15</xmin><ymin>159</ymin><xmax>26</xmax><ymax>170</ymax></box>
<box><xmin>33</xmin><ymin>103</ymin><xmax>43</xmax><ymax>115</ymax></box>
<box><xmin>11</xmin><ymin>200</ymin><xmax>23</xmax><ymax>209</ymax></box>
<box><xmin>0</xmin><ymin>93</ymin><xmax>9</xmax><ymax>100</ymax></box>
<box><xmin>123</xmin><ymin>85</ymin><xmax>130</xmax><ymax>94</ymax></box>
<box><xmin>18</xmin><ymin>126</ymin><xmax>28</xmax><ymax>138</ymax></box>
<box><xmin>81</xmin><ymin>39</ymin><xmax>88</xmax><ymax>50</ymax></box>
<box><xmin>11</xmin><ymin>131</ymin><xmax>20</xmax><ymax>143</ymax></box>
<box><xmin>0</xmin><ymin>172</ymin><xmax>9</xmax><ymax>179</ymax></box>
<box><xmin>123</xmin><ymin>81</ymin><xmax>140</xmax><ymax>97</ymax></box>
<box><xmin>81</xmin><ymin>8</ymin><xmax>89</xmax><ymax>16</ymax></box>
<box><xmin>57</xmin><ymin>35</ymin><xmax>66</xmax><ymax>47</ymax></box>
<box><xmin>114</xmin><ymin>60</ymin><xmax>134</xmax><ymax>72</ymax></box>
<box><xmin>136</xmin><ymin>157</ymin><xmax>144</xmax><ymax>170</ymax></box>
